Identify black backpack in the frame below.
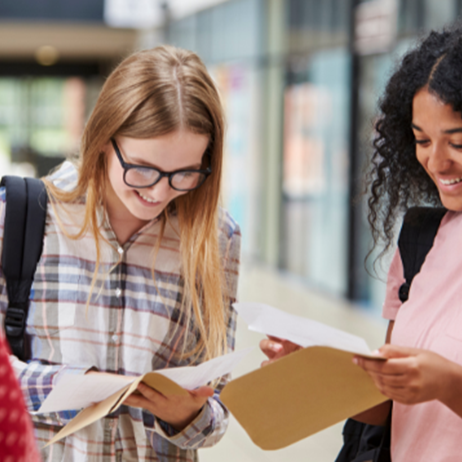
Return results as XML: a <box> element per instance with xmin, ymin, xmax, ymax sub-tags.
<box><xmin>1</xmin><ymin>176</ymin><xmax>48</xmax><ymax>362</ymax></box>
<box><xmin>335</xmin><ymin>206</ymin><xmax>447</xmax><ymax>462</ymax></box>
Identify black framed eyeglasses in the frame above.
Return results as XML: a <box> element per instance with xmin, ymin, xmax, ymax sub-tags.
<box><xmin>111</xmin><ymin>138</ymin><xmax>212</xmax><ymax>192</ymax></box>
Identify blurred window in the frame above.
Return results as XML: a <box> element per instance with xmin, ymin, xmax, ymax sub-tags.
<box><xmin>0</xmin><ymin>77</ymin><xmax>101</xmax><ymax>177</ymax></box>
<box><xmin>281</xmin><ymin>49</ymin><xmax>350</xmax><ymax>295</ymax></box>
<box><xmin>423</xmin><ymin>0</ymin><xmax>457</xmax><ymax>30</ymax></box>
<box><xmin>398</xmin><ymin>0</ymin><xmax>425</xmax><ymax>34</ymax></box>
<box><xmin>168</xmin><ymin>0</ymin><xmax>262</xmax><ymax>63</ymax></box>
<box><xmin>287</xmin><ymin>0</ymin><xmax>350</xmax><ymax>52</ymax></box>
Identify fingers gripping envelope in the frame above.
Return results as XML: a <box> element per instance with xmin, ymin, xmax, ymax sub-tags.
<box><xmin>37</xmin><ymin>348</ymin><xmax>252</xmax><ymax>447</ymax></box>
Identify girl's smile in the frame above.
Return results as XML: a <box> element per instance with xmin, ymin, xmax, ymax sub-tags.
<box><xmin>136</xmin><ymin>191</ymin><xmax>161</xmax><ymax>205</ymax></box>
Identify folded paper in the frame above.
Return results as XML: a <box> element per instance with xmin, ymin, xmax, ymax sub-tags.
<box><xmin>38</xmin><ymin>347</ymin><xmax>252</xmax><ymax>446</ymax></box>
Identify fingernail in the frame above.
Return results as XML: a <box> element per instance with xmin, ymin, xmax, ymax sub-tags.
<box><xmin>352</xmin><ymin>357</ymin><xmax>358</xmax><ymax>365</ymax></box>
<box><xmin>271</xmin><ymin>343</ymin><xmax>282</xmax><ymax>351</ymax></box>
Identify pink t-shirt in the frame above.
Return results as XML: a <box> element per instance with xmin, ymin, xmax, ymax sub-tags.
<box><xmin>383</xmin><ymin>211</ymin><xmax>462</xmax><ymax>462</ymax></box>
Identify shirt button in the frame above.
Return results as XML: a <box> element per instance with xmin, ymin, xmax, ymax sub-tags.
<box><xmin>112</xmin><ymin>334</ymin><xmax>118</xmax><ymax>343</ymax></box>
<box><xmin>115</xmin><ymin>288</ymin><xmax>122</xmax><ymax>297</ymax></box>
<box><xmin>117</xmin><ymin>247</ymin><xmax>124</xmax><ymax>255</ymax></box>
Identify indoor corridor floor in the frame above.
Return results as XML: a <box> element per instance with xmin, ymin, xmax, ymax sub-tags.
<box><xmin>200</xmin><ymin>261</ymin><xmax>387</xmax><ymax>462</ymax></box>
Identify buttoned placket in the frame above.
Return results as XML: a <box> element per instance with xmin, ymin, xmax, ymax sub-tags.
<box><xmin>103</xmin><ymin>243</ymin><xmax>126</xmax><ymax>454</ymax></box>
<box><xmin>110</xmin><ymin>245</ymin><xmax>125</xmax><ymax>357</ymax></box>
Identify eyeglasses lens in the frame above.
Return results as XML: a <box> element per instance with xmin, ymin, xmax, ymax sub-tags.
<box><xmin>171</xmin><ymin>172</ymin><xmax>206</xmax><ymax>190</ymax></box>
<box><xmin>125</xmin><ymin>168</ymin><xmax>206</xmax><ymax>191</ymax></box>
<box><xmin>125</xmin><ymin>167</ymin><xmax>160</xmax><ymax>187</ymax></box>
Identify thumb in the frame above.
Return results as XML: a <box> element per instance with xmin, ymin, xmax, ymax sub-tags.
<box><xmin>379</xmin><ymin>344</ymin><xmax>420</xmax><ymax>359</ymax></box>
<box><xmin>190</xmin><ymin>386</ymin><xmax>214</xmax><ymax>398</ymax></box>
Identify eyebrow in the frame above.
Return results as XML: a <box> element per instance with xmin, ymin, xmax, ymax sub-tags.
<box><xmin>412</xmin><ymin>123</ymin><xmax>462</xmax><ymax>134</ymax></box>
<box><xmin>127</xmin><ymin>155</ymin><xmax>202</xmax><ymax>170</ymax></box>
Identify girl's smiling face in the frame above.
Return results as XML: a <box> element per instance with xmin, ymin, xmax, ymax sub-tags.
<box><xmin>105</xmin><ymin>130</ymin><xmax>209</xmax><ymax>227</ymax></box>
<box><xmin>413</xmin><ymin>87</ymin><xmax>462</xmax><ymax>211</ymax></box>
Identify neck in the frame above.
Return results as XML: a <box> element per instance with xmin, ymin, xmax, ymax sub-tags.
<box><xmin>105</xmin><ymin>184</ymin><xmax>148</xmax><ymax>245</ymax></box>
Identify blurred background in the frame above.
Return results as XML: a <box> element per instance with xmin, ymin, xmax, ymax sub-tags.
<box><xmin>0</xmin><ymin>1</ymin><xmax>458</xmax><ymax>459</ymax></box>
<box><xmin>1</xmin><ymin>0</ymin><xmax>458</xmax><ymax>313</ymax></box>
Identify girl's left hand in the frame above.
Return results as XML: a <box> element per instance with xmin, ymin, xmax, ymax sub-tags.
<box><xmin>123</xmin><ymin>383</ymin><xmax>214</xmax><ymax>431</ymax></box>
<box><xmin>354</xmin><ymin>344</ymin><xmax>460</xmax><ymax>406</ymax></box>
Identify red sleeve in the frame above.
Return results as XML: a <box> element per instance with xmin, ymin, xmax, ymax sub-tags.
<box><xmin>0</xmin><ymin>331</ymin><xmax>40</xmax><ymax>462</ymax></box>
<box><xmin>382</xmin><ymin>248</ymin><xmax>405</xmax><ymax>321</ymax></box>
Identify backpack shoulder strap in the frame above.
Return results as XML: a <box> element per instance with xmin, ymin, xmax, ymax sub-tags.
<box><xmin>397</xmin><ymin>206</ymin><xmax>446</xmax><ymax>302</ymax></box>
<box><xmin>1</xmin><ymin>176</ymin><xmax>48</xmax><ymax>361</ymax></box>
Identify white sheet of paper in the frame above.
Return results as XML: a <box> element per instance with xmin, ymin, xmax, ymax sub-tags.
<box><xmin>38</xmin><ymin>373</ymin><xmax>135</xmax><ymax>414</ymax></box>
<box><xmin>156</xmin><ymin>347</ymin><xmax>253</xmax><ymax>389</ymax></box>
<box><xmin>38</xmin><ymin>347</ymin><xmax>253</xmax><ymax>414</ymax></box>
<box><xmin>233</xmin><ymin>302</ymin><xmax>372</xmax><ymax>356</ymax></box>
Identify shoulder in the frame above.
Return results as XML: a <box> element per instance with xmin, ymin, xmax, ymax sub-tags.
<box><xmin>218</xmin><ymin>207</ymin><xmax>241</xmax><ymax>241</ymax></box>
<box><xmin>46</xmin><ymin>161</ymin><xmax>79</xmax><ymax>192</ymax></box>
<box><xmin>382</xmin><ymin>248</ymin><xmax>405</xmax><ymax>321</ymax></box>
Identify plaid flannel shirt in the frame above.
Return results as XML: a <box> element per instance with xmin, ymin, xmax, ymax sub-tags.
<box><xmin>0</xmin><ymin>163</ymin><xmax>241</xmax><ymax>462</ymax></box>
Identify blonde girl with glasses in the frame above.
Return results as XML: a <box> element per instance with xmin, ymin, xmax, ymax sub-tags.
<box><xmin>0</xmin><ymin>45</ymin><xmax>241</xmax><ymax>461</ymax></box>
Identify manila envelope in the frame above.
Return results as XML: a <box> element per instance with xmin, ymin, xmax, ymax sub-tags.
<box><xmin>44</xmin><ymin>372</ymin><xmax>188</xmax><ymax>447</ymax></box>
<box><xmin>220</xmin><ymin>345</ymin><xmax>387</xmax><ymax>450</ymax></box>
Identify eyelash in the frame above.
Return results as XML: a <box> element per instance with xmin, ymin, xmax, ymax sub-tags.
<box><xmin>414</xmin><ymin>139</ymin><xmax>462</xmax><ymax>149</ymax></box>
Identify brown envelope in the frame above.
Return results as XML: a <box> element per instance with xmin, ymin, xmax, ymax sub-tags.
<box><xmin>220</xmin><ymin>345</ymin><xmax>387</xmax><ymax>450</ymax></box>
<box><xmin>44</xmin><ymin>372</ymin><xmax>188</xmax><ymax>447</ymax></box>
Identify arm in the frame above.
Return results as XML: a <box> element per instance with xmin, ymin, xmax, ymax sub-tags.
<box><xmin>134</xmin><ymin>220</ymin><xmax>241</xmax><ymax>450</ymax></box>
<box><xmin>10</xmin><ymin>355</ymin><xmax>95</xmax><ymax>426</ymax></box>
<box><xmin>350</xmin><ymin>321</ymin><xmax>394</xmax><ymax>425</ymax></box>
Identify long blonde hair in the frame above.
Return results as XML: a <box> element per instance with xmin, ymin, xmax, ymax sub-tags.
<box><xmin>44</xmin><ymin>45</ymin><xmax>228</xmax><ymax>361</ymax></box>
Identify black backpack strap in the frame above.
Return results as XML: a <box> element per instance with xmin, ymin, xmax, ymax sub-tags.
<box><xmin>397</xmin><ymin>206</ymin><xmax>446</xmax><ymax>303</ymax></box>
<box><xmin>1</xmin><ymin>176</ymin><xmax>48</xmax><ymax>361</ymax></box>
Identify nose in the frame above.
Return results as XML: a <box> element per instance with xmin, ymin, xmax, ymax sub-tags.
<box><xmin>148</xmin><ymin>176</ymin><xmax>172</xmax><ymax>201</ymax></box>
<box><xmin>427</xmin><ymin>143</ymin><xmax>453</xmax><ymax>173</ymax></box>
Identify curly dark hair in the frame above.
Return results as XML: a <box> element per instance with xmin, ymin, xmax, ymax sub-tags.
<box><xmin>367</xmin><ymin>26</ymin><xmax>462</xmax><ymax>255</ymax></box>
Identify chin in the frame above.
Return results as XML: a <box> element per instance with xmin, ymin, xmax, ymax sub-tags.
<box><xmin>134</xmin><ymin>210</ymin><xmax>163</xmax><ymax>222</ymax></box>
<box><xmin>440</xmin><ymin>197</ymin><xmax>462</xmax><ymax>212</ymax></box>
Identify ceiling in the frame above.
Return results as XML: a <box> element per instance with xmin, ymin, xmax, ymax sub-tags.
<box><xmin>0</xmin><ymin>22</ymin><xmax>137</xmax><ymax>61</ymax></box>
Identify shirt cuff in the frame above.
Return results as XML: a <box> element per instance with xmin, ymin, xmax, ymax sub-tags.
<box><xmin>154</xmin><ymin>399</ymin><xmax>215</xmax><ymax>447</ymax></box>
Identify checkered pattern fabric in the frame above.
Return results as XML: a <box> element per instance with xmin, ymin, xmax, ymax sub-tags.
<box><xmin>0</xmin><ymin>163</ymin><xmax>241</xmax><ymax>462</ymax></box>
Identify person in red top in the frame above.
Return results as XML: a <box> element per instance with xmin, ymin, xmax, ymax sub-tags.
<box><xmin>0</xmin><ymin>330</ymin><xmax>40</xmax><ymax>462</ymax></box>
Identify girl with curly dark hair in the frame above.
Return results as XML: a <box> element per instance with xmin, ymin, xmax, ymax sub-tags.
<box><xmin>352</xmin><ymin>26</ymin><xmax>462</xmax><ymax>461</ymax></box>
<box><xmin>260</xmin><ymin>25</ymin><xmax>462</xmax><ymax>461</ymax></box>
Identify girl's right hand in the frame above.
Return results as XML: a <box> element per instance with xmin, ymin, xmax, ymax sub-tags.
<box><xmin>259</xmin><ymin>335</ymin><xmax>302</xmax><ymax>366</ymax></box>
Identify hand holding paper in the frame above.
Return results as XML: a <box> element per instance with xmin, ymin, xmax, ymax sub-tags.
<box><xmin>124</xmin><ymin>381</ymin><xmax>214</xmax><ymax>431</ymax></box>
<box><xmin>37</xmin><ymin>347</ymin><xmax>252</xmax><ymax>446</ymax></box>
<box><xmin>260</xmin><ymin>336</ymin><xmax>302</xmax><ymax>366</ymax></box>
